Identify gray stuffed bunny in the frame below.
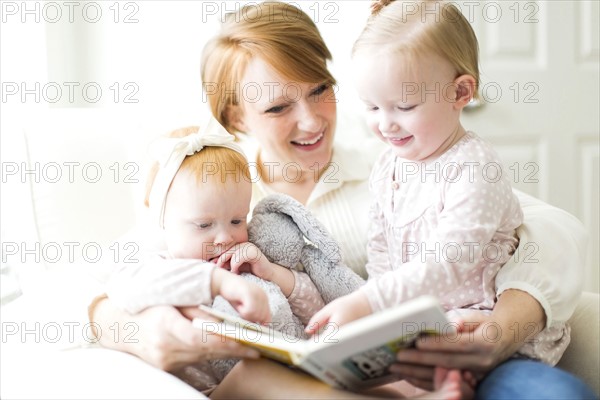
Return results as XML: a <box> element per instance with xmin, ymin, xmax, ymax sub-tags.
<box><xmin>209</xmin><ymin>193</ymin><xmax>365</xmax><ymax>380</ymax></box>
<box><xmin>248</xmin><ymin>193</ymin><xmax>365</xmax><ymax>303</ymax></box>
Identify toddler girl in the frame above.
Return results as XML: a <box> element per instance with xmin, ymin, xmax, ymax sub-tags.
<box><xmin>310</xmin><ymin>0</ymin><xmax>568</xmax><ymax>374</ymax></box>
<box><xmin>306</xmin><ymin>0</ymin><xmax>527</xmax><ymax>392</ymax></box>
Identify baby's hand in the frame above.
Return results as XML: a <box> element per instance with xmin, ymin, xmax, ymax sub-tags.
<box><xmin>211</xmin><ymin>268</ymin><xmax>271</xmax><ymax>325</ymax></box>
<box><xmin>217</xmin><ymin>242</ymin><xmax>274</xmax><ymax>281</ymax></box>
<box><xmin>217</xmin><ymin>242</ymin><xmax>295</xmax><ymax>297</ymax></box>
<box><xmin>306</xmin><ymin>291</ymin><xmax>372</xmax><ymax>335</ymax></box>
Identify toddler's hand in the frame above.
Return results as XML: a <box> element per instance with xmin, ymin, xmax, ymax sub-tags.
<box><xmin>217</xmin><ymin>242</ymin><xmax>274</xmax><ymax>281</ymax></box>
<box><xmin>306</xmin><ymin>291</ymin><xmax>372</xmax><ymax>336</ymax></box>
<box><xmin>211</xmin><ymin>268</ymin><xmax>271</xmax><ymax>325</ymax></box>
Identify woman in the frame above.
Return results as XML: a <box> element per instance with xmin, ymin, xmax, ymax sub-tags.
<box><xmin>91</xmin><ymin>2</ymin><xmax>590</xmax><ymax>398</ymax></box>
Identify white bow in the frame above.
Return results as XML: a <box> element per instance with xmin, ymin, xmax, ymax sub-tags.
<box><xmin>148</xmin><ymin>117</ymin><xmax>246</xmax><ymax>228</ymax></box>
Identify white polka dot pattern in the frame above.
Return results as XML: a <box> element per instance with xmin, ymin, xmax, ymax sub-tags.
<box><xmin>359</xmin><ymin>133</ymin><xmax>570</xmax><ymax>363</ymax></box>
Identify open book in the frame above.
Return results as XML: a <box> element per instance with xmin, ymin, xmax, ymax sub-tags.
<box><xmin>193</xmin><ymin>296</ymin><xmax>451</xmax><ymax>390</ymax></box>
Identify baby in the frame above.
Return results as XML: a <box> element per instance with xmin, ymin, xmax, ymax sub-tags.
<box><xmin>107</xmin><ymin>118</ymin><xmax>325</xmax><ymax>393</ymax></box>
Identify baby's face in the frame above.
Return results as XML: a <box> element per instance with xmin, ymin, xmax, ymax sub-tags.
<box><xmin>163</xmin><ymin>170</ymin><xmax>251</xmax><ymax>260</ymax></box>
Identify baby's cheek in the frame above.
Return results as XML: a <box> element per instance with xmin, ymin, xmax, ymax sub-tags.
<box><xmin>170</xmin><ymin>237</ymin><xmax>210</xmax><ymax>260</ymax></box>
<box><xmin>366</xmin><ymin>118</ymin><xmax>379</xmax><ymax>135</ymax></box>
<box><xmin>237</xmin><ymin>229</ymin><xmax>249</xmax><ymax>244</ymax></box>
<box><xmin>195</xmin><ymin>241</ymin><xmax>216</xmax><ymax>260</ymax></box>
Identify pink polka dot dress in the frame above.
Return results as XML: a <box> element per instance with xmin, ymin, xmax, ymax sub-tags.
<box><xmin>362</xmin><ymin>132</ymin><xmax>569</xmax><ymax>365</ymax></box>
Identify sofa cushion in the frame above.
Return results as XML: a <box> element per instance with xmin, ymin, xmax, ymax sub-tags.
<box><xmin>558</xmin><ymin>291</ymin><xmax>600</xmax><ymax>397</ymax></box>
<box><xmin>1</xmin><ymin>347</ymin><xmax>206</xmax><ymax>399</ymax></box>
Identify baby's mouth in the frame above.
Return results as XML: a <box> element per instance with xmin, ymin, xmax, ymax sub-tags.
<box><xmin>208</xmin><ymin>251</ymin><xmax>225</xmax><ymax>263</ymax></box>
<box><xmin>209</xmin><ymin>245</ymin><xmax>235</xmax><ymax>263</ymax></box>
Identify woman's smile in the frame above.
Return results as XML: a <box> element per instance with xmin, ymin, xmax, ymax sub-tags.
<box><xmin>291</xmin><ymin>131</ymin><xmax>325</xmax><ymax>151</ymax></box>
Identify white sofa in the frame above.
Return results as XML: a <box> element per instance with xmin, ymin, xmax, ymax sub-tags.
<box><xmin>1</xmin><ymin>109</ymin><xmax>598</xmax><ymax>398</ymax></box>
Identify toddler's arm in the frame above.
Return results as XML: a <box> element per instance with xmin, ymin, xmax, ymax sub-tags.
<box><xmin>363</xmin><ymin>159</ymin><xmax>523</xmax><ymax>312</ymax></box>
<box><xmin>287</xmin><ymin>270</ymin><xmax>325</xmax><ymax>325</ymax></box>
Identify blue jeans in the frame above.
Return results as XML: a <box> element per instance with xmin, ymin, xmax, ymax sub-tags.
<box><xmin>477</xmin><ymin>359</ymin><xmax>597</xmax><ymax>399</ymax></box>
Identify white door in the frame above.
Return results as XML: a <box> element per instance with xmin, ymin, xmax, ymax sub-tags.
<box><xmin>456</xmin><ymin>0</ymin><xmax>600</xmax><ymax>292</ymax></box>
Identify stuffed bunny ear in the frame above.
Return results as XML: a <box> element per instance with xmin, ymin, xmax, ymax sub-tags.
<box><xmin>301</xmin><ymin>246</ymin><xmax>365</xmax><ymax>304</ymax></box>
<box><xmin>252</xmin><ymin>194</ymin><xmax>342</xmax><ymax>264</ymax></box>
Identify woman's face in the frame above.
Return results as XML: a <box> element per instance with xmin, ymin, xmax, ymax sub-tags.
<box><xmin>232</xmin><ymin>57</ymin><xmax>337</xmax><ymax>174</ymax></box>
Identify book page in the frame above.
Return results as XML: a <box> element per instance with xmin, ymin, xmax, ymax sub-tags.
<box><xmin>194</xmin><ymin>297</ymin><xmax>450</xmax><ymax>390</ymax></box>
<box><xmin>301</xmin><ymin>296</ymin><xmax>451</xmax><ymax>390</ymax></box>
<box><xmin>193</xmin><ymin>306</ymin><xmax>308</xmax><ymax>365</ymax></box>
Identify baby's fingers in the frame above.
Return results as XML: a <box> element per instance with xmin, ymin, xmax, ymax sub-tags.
<box><xmin>229</xmin><ymin>257</ymin><xmax>248</xmax><ymax>275</ymax></box>
<box><xmin>216</xmin><ymin>252</ymin><xmax>234</xmax><ymax>269</ymax></box>
<box><xmin>231</xmin><ymin>245</ymin><xmax>261</xmax><ymax>272</ymax></box>
<box><xmin>237</xmin><ymin>300</ymin><xmax>271</xmax><ymax>325</ymax></box>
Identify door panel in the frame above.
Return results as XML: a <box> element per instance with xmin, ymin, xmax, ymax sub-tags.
<box><xmin>456</xmin><ymin>1</ymin><xmax>599</xmax><ymax>292</ymax></box>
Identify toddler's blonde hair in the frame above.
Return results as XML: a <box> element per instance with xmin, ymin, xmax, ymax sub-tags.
<box><xmin>354</xmin><ymin>0</ymin><xmax>480</xmax><ymax>99</ymax></box>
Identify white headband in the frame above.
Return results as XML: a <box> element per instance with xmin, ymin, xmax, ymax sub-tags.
<box><xmin>148</xmin><ymin>116</ymin><xmax>246</xmax><ymax>229</ymax></box>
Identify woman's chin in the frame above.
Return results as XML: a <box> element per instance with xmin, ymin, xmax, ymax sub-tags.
<box><xmin>297</xmin><ymin>151</ymin><xmax>332</xmax><ymax>173</ymax></box>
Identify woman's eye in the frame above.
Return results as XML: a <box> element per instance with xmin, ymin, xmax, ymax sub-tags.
<box><xmin>196</xmin><ymin>223</ymin><xmax>211</xmax><ymax>229</ymax></box>
<box><xmin>398</xmin><ymin>105</ymin><xmax>416</xmax><ymax>111</ymax></box>
<box><xmin>231</xmin><ymin>220</ymin><xmax>242</xmax><ymax>225</ymax></box>
<box><xmin>311</xmin><ymin>84</ymin><xmax>329</xmax><ymax>96</ymax></box>
<box><xmin>368</xmin><ymin>106</ymin><xmax>379</xmax><ymax>111</ymax></box>
<box><xmin>265</xmin><ymin>105</ymin><xmax>286</xmax><ymax>114</ymax></box>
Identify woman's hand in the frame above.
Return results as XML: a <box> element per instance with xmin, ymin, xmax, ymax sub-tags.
<box><xmin>390</xmin><ymin>312</ymin><xmax>503</xmax><ymax>390</ymax></box>
<box><xmin>306</xmin><ymin>291</ymin><xmax>372</xmax><ymax>335</ymax></box>
<box><xmin>91</xmin><ymin>298</ymin><xmax>260</xmax><ymax>372</ymax></box>
<box><xmin>388</xmin><ymin>289</ymin><xmax>545</xmax><ymax>390</ymax></box>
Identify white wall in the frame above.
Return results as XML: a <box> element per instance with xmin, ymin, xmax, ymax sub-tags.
<box><xmin>0</xmin><ymin>1</ymin><xmax>374</xmax><ymax>282</ymax></box>
<box><xmin>1</xmin><ymin>1</ymin><xmax>371</xmax><ymax>126</ymax></box>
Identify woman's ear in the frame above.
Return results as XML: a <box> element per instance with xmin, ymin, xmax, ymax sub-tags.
<box><xmin>453</xmin><ymin>74</ymin><xmax>477</xmax><ymax>110</ymax></box>
<box><xmin>224</xmin><ymin>104</ymin><xmax>247</xmax><ymax>133</ymax></box>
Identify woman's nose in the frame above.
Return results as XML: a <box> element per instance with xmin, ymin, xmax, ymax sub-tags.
<box><xmin>297</xmin><ymin>100</ymin><xmax>322</xmax><ymax>133</ymax></box>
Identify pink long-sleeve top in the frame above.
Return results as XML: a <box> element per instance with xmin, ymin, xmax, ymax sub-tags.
<box><xmin>361</xmin><ymin>132</ymin><xmax>569</xmax><ymax>365</ymax></box>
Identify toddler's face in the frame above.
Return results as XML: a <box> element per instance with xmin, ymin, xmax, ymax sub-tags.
<box><xmin>162</xmin><ymin>170</ymin><xmax>251</xmax><ymax>260</ymax></box>
<box><xmin>353</xmin><ymin>51</ymin><xmax>464</xmax><ymax>161</ymax></box>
